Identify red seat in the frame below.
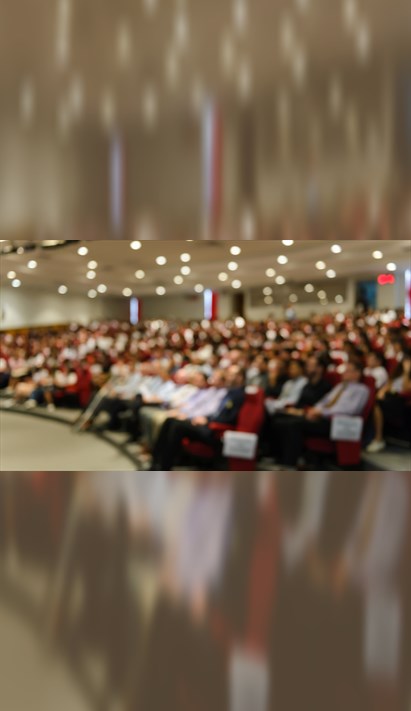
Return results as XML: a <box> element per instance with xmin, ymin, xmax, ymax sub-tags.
<box><xmin>325</xmin><ymin>370</ymin><xmax>342</xmax><ymax>388</ymax></box>
<box><xmin>304</xmin><ymin>376</ymin><xmax>376</xmax><ymax>467</ymax></box>
<box><xmin>182</xmin><ymin>388</ymin><xmax>266</xmax><ymax>471</ymax></box>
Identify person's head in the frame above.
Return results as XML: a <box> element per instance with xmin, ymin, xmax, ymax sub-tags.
<box><xmin>226</xmin><ymin>365</ymin><xmax>246</xmax><ymax>388</ymax></box>
<box><xmin>190</xmin><ymin>371</ymin><xmax>207</xmax><ymax>389</ymax></box>
<box><xmin>342</xmin><ymin>361</ymin><xmax>363</xmax><ymax>384</ymax></box>
<box><xmin>306</xmin><ymin>355</ymin><xmax>326</xmax><ymax>381</ymax></box>
<box><xmin>208</xmin><ymin>370</ymin><xmax>226</xmax><ymax>388</ymax></box>
<box><xmin>366</xmin><ymin>351</ymin><xmax>385</xmax><ymax>369</ymax></box>
<box><xmin>288</xmin><ymin>360</ymin><xmax>305</xmax><ymax>379</ymax></box>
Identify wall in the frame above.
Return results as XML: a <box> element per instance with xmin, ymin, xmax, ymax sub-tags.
<box><xmin>141</xmin><ymin>292</ymin><xmax>234</xmax><ymax>321</ymax></box>
<box><xmin>1</xmin><ymin>287</ymin><xmax>128</xmax><ymax>330</ymax></box>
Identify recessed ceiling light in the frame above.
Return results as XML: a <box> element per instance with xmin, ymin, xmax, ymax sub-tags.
<box><xmin>58</xmin><ymin>285</ymin><xmax>68</xmax><ymax>295</ymax></box>
<box><xmin>180</xmin><ymin>253</ymin><xmax>191</xmax><ymax>262</ymax></box>
<box><xmin>386</xmin><ymin>263</ymin><xmax>397</xmax><ymax>272</ymax></box>
<box><xmin>7</xmin><ymin>271</ymin><xmax>16</xmax><ymax>279</ymax></box>
<box><xmin>156</xmin><ymin>286</ymin><xmax>166</xmax><ymax>296</ymax></box>
<box><xmin>97</xmin><ymin>284</ymin><xmax>108</xmax><ymax>293</ymax></box>
<box><xmin>305</xmin><ymin>283</ymin><xmax>315</xmax><ymax>293</ymax></box>
<box><xmin>88</xmin><ymin>289</ymin><xmax>97</xmax><ymax>299</ymax></box>
<box><xmin>266</xmin><ymin>268</ymin><xmax>276</xmax><ymax>278</ymax></box>
<box><xmin>277</xmin><ymin>255</ymin><xmax>288</xmax><ymax>265</ymax></box>
<box><xmin>373</xmin><ymin>251</ymin><xmax>383</xmax><ymax>260</ymax></box>
<box><xmin>87</xmin><ymin>270</ymin><xmax>96</xmax><ymax>279</ymax></box>
<box><xmin>218</xmin><ymin>272</ymin><xmax>228</xmax><ymax>282</ymax></box>
<box><xmin>275</xmin><ymin>276</ymin><xmax>286</xmax><ymax>285</ymax></box>
<box><xmin>122</xmin><ymin>288</ymin><xmax>132</xmax><ymax>297</ymax></box>
<box><xmin>156</xmin><ymin>256</ymin><xmax>167</xmax><ymax>266</ymax></box>
<box><xmin>316</xmin><ymin>261</ymin><xmax>326</xmax><ymax>270</ymax></box>
<box><xmin>331</xmin><ymin>244</ymin><xmax>342</xmax><ymax>254</ymax></box>
<box><xmin>174</xmin><ymin>275</ymin><xmax>184</xmax><ymax>285</ymax></box>
<box><xmin>228</xmin><ymin>261</ymin><xmax>239</xmax><ymax>271</ymax></box>
<box><xmin>131</xmin><ymin>241</ymin><xmax>142</xmax><ymax>250</ymax></box>
<box><xmin>27</xmin><ymin>260</ymin><xmax>37</xmax><ymax>269</ymax></box>
<box><xmin>77</xmin><ymin>246</ymin><xmax>89</xmax><ymax>256</ymax></box>
<box><xmin>282</xmin><ymin>240</ymin><xmax>294</xmax><ymax>246</ymax></box>
<box><xmin>88</xmin><ymin>260</ymin><xmax>98</xmax><ymax>269</ymax></box>
<box><xmin>135</xmin><ymin>270</ymin><xmax>145</xmax><ymax>279</ymax></box>
<box><xmin>326</xmin><ymin>269</ymin><xmax>337</xmax><ymax>279</ymax></box>
<box><xmin>181</xmin><ymin>266</ymin><xmax>191</xmax><ymax>276</ymax></box>
<box><xmin>232</xmin><ymin>280</ymin><xmax>242</xmax><ymax>289</ymax></box>
<box><xmin>12</xmin><ymin>279</ymin><xmax>21</xmax><ymax>288</ymax></box>
<box><xmin>194</xmin><ymin>284</ymin><xmax>204</xmax><ymax>293</ymax></box>
<box><xmin>230</xmin><ymin>245</ymin><xmax>242</xmax><ymax>256</ymax></box>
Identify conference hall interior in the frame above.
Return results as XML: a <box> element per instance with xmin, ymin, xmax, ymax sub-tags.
<box><xmin>1</xmin><ymin>239</ymin><xmax>410</xmax><ymax>472</ymax></box>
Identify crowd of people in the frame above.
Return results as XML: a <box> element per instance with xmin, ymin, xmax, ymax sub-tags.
<box><xmin>0</xmin><ymin>470</ymin><xmax>410</xmax><ymax>711</ymax></box>
<box><xmin>1</xmin><ymin>308</ymin><xmax>410</xmax><ymax>469</ymax></box>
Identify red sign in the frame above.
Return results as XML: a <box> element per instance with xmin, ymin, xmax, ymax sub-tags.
<box><xmin>377</xmin><ymin>274</ymin><xmax>396</xmax><ymax>286</ymax></box>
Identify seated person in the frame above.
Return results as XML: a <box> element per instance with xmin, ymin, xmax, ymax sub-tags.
<box><xmin>265</xmin><ymin>359</ymin><xmax>308</xmax><ymax>414</ymax></box>
<box><xmin>364</xmin><ymin>351</ymin><xmax>389</xmax><ymax>390</ymax></box>
<box><xmin>264</xmin><ymin>355</ymin><xmax>332</xmax><ymax>459</ymax></box>
<box><xmin>367</xmin><ymin>353</ymin><xmax>411</xmax><ymax>453</ymax></box>
<box><xmin>273</xmin><ymin>361</ymin><xmax>370</xmax><ymax>468</ymax></box>
<box><xmin>150</xmin><ymin>366</ymin><xmax>247</xmax><ymax>471</ymax></box>
<box><xmin>139</xmin><ymin>371</ymin><xmax>228</xmax><ymax>450</ymax></box>
<box><xmin>264</xmin><ymin>359</ymin><xmax>289</xmax><ymax>399</ymax></box>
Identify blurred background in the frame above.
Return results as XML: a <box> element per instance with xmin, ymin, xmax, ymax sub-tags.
<box><xmin>0</xmin><ymin>470</ymin><xmax>410</xmax><ymax>711</ymax></box>
<box><xmin>0</xmin><ymin>0</ymin><xmax>410</xmax><ymax>240</ymax></box>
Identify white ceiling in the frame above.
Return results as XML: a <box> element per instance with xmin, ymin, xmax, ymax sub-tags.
<box><xmin>1</xmin><ymin>239</ymin><xmax>409</xmax><ymax>297</ymax></box>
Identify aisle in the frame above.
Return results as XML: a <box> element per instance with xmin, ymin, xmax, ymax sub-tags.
<box><xmin>0</xmin><ymin>411</ymin><xmax>135</xmax><ymax>471</ymax></box>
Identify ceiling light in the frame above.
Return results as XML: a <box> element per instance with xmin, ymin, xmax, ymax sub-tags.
<box><xmin>264</xmin><ymin>296</ymin><xmax>273</xmax><ymax>305</ymax></box>
<box><xmin>180</xmin><ymin>253</ymin><xmax>191</xmax><ymax>262</ymax></box>
<box><xmin>263</xmin><ymin>287</ymin><xmax>273</xmax><ymax>296</ymax></box>
<box><xmin>373</xmin><ymin>251</ymin><xmax>383</xmax><ymax>260</ymax></box>
<box><xmin>174</xmin><ymin>275</ymin><xmax>184</xmax><ymax>285</ymax></box>
<box><xmin>58</xmin><ymin>285</ymin><xmax>68</xmax><ymax>295</ymax></box>
<box><xmin>27</xmin><ymin>260</ymin><xmax>37</xmax><ymax>269</ymax></box>
<box><xmin>316</xmin><ymin>261</ymin><xmax>326</xmax><ymax>270</ymax></box>
<box><xmin>156</xmin><ymin>256</ymin><xmax>167</xmax><ymax>266</ymax></box>
<box><xmin>181</xmin><ymin>266</ymin><xmax>191</xmax><ymax>276</ymax></box>
<box><xmin>326</xmin><ymin>269</ymin><xmax>337</xmax><ymax>279</ymax></box>
<box><xmin>228</xmin><ymin>261</ymin><xmax>239</xmax><ymax>271</ymax></box>
<box><xmin>87</xmin><ymin>270</ymin><xmax>96</xmax><ymax>279</ymax></box>
<box><xmin>230</xmin><ymin>246</ymin><xmax>242</xmax><ymax>256</ymax></box>
<box><xmin>194</xmin><ymin>284</ymin><xmax>204</xmax><ymax>293</ymax></box>
<box><xmin>97</xmin><ymin>284</ymin><xmax>108</xmax><ymax>293</ymax></box>
<box><xmin>156</xmin><ymin>286</ymin><xmax>166</xmax><ymax>296</ymax></box>
<box><xmin>88</xmin><ymin>260</ymin><xmax>98</xmax><ymax>269</ymax></box>
<box><xmin>289</xmin><ymin>294</ymin><xmax>298</xmax><ymax>303</ymax></box>
<box><xmin>122</xmin><ymin>288</ymin><xmax>132</xmax><ymax>297</ymax></box>
<box><xmin>275</xmin><ymin>276</ymin><xmax>286</xmax><ymax>285</ymax></box>
<box><xmin>318</xmin><ymin>290</ymin><xmax>327</xmax><ymax>300</ymax></box>
<box><xmin>277</xmin><ymin>255</ymin><xmax>288</xmax><ymax>265</ymax></box>
<box><xmin>232</xmin><ymin>280</ymin><xmax>242</xmax><ymax>289</ymax></box>
<box><xmin>282</xmin><ymin>240</ymin><xmax>294</xmax><ymax>246</ymax></box>
<box><xmin>266</xmin><ymin>268</ymin><xmax>276</xmax><ymax>278</ymax></box>
<box><xmin>218</xmin><ymin>272</ymin><xmax>228</xmax><ymax>282</ymax></box>
<box><xmin>335</xmin><ymin>295</ymin><xmax>344</xmax><ymax>304</ymax></box>
<box><xmin>331</xmin><ymin>244</ymin><xmax>342</xmax><ymax>254</ymax></box>
<box><xmin>7</xmin><ymin>271</ymin><xmax>16</xmax><ymax>279</ymax></box>
<box><xmin>88</xmin><ymin>289</ymin><xmax>97</xmax><ymax>299</ymax></box>
<box><xmin>386</xmin><ymin>263</ymin><xmax>397</xmax><ymax>272</ymax></box>
<box><xmin>305</xmin><ymin>283</ymin><xmax>314</xmax><ymax>293</ymax></box>
<box><xmin>12</xmin><ymin>279</ymin><xmax>21</xmax><ymax>288</ymax></box>
<box><xmin>135</xmin><ymin>270</ymin><xmax>145</xmax><ymax>279</ymax></box>
<box><xmin>131</xmin><ymin>241</ymin><xmax>142</xmax><ymax>250</ymax></box>
<box><xmin>77</xmin><ymin>246</ymin><xmax>89</xmax><ymax>256</ymax></box>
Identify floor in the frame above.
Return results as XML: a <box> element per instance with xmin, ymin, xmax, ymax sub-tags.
<box><xmin>0</xmin><ymin>410</ymin><xmax>135</xmax><ymax>471</ymax></box>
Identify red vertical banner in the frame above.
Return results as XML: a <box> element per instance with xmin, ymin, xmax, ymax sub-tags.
<box><xmin>204</xmin><ymin>290</ymin><xmax>219</xmax><ymax>321</ymax></box>
<box><xmin>211</xmin><ymin>291</ymin><xmax>219</xmax><ymax>321</ymax></box>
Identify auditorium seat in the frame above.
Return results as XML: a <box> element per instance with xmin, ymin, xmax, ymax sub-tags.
<box><xmin>182</xmin><ymin>388</ymin><xmax>266</xmax><ymax>471</ymax></box>
<box><xmin>304</xmin><ymin>376</ymin><xmax>376</xmax><ymax>467</ymax></box>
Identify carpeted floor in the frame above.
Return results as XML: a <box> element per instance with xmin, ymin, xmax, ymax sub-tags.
<box><xmin>0</xmin><ymin>411</ymin><xmax>135</xmax><ymax>471</ymax></box>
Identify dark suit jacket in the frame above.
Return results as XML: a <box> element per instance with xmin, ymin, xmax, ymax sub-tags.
<box><xmin>209</xmin><ymin>387</ymin><xmax>246</xmax><ymax>426</ymax></box>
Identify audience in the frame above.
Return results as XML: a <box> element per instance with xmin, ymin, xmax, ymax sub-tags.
<box><xmin>1</xmin><ymin>308</ymin><xmax>410</xmax><ymax>468</ymax></box>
